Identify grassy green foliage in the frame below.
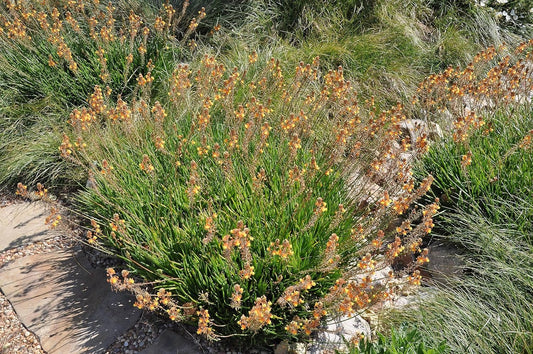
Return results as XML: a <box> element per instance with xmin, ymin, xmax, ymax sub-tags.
<box><xmin>421</xmin><ymin>106</ymin><xmax>533</xmax><ymax>233</ymax></box>
<box><xmin>353</xmin><ymin>325</ymin><xmax>447</xmax><ymax>354</ymax></box>
<box><xmin>0</xmin><ymin>0</ymin><xmax>194</xmax><ymax>189</ymax></box>
<box><xmin>396</xmin><ymin>208</ymin><xmax>533</xmax><ymax>353</ymax></box>
<box><xmin>1</xmin><ymin>0</ymin><xmax>533</xmax><ymax>351</ymax></box>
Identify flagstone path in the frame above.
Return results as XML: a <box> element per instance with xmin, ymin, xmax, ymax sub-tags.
<box><xmin>0</xmin><ymin>200</ymin><xmax>202</xmax><ymax>353</ymax></box>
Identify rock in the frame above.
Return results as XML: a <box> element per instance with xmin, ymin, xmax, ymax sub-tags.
<box><xmin>346</xmin><ymin>168</ymin><xmax>384</xmax><ymax>204</ymax></box>
<box><xmin>288</xmin><ymin>342</ymin><xmax>306</xmax><ymax>354</ymax></box>
<box><xmin>274</xmin><ymin>341</ymin><xmax>289</xmax><ymax>354</ymax></box>
<box><xmin>309</xmin><ymin>315</ymin><xmax>371</xmax><ymax>354</ymax></box>
<box><xmin>0</xmin><ymin>202</ymin><xmax>59</xmax><ymax>252</ymax></box>
<box><xmin>0</xmin><ymin>248</ymin><xmax>140</xmax><ymax>353</ymax></box>
<box><xmin>139</xmin><ymin>329</ymin><xmax>201</xmax><ymax>354</ymax></box>
<box><xmin>424</xmin><ymin>242</ymin><xmax>465</xmax><ymax>285</ymax></box>
<box><xmin>399</xmin><ymin>119</ymin><xmax>443</xmax><ymax>147</ymax></box>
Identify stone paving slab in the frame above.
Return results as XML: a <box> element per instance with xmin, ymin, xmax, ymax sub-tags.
<box><xmin>0</xmin><ymin>202</ymin><xmax>58</xmax><ymax>252</ymax></box>
<box><xmin>140</xmin><ymin>329</ymin><xmax>202</xmax><ymax>354</ymax></box>
<box><xmin>0</xmin><ymin>247</ymin><xmax>140</xmax><ymax>353</ymax></box>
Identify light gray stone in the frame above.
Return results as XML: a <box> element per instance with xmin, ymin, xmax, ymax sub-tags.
<box><xmin>140</xmin><ymin>329</ymin><xmax>201</xmax><ymax>354</ymax></box>
<box><xmin>346</xmin><ymin>168</ymin><xmax>384</xmax><ymax>205</ymax></box>
<box><xmin>0</xmin><ymin>202</ymin><xmax>59</xmax><ymax>252</ymax></box>
<box><xmin>0</xmin><ymin>248</ymin><xmax>140</xmax><ymax>353</ymax></box>
<box><xmin>309</xmin><ymin>315</ymin><xmax>371</xmax><ymax>353</ymax></box>
<box><xmin>399</xmin><ymin>119</ymin><xmax>443</xmax><ymax>147</ymax></box>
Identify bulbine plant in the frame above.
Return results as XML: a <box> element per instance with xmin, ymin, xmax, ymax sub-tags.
<box><xmin>0</xmin><ymin>0</ymin><xmax>206</xmax><ymax>110</ymax></box>
<box><xmin>412</xmin><ymin>39</ymin><xmax>533</xmax><ymax>214</ymax></box>
<box><xmin>60</xmin><ymin>49</ymin><xmax>438</xmax><ymax>346</ymax></box>
<box><xmin>0</xmin><ymin>0</ymin><xmax>207</xmax><ymax>187</ymax></box>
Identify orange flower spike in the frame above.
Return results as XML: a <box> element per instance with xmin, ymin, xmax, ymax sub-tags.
<box><xmin>238</xmin><ymin>296</ymin><xmax>273</xmax><ymax>331</ymax></box>
<box><xmin>416</xmin><ymin>248</ymin><xmax>430</xmax><ymax>265</ymax></box>
<box><xmin>372</xmin><ymin>230</ymin><xmax>384</xmax><ymax>248</ymax></box>
<box><xmin>461</xmin><ymin>151</ymin><xmax>473</xmax><ymax>168</ymax></box>
<box><xmin>15</xmin><ymin>182</ymin><xmax>28</xmax><ymax>197</ymax></box>
<box><xmin>196</xmin><ymin>309</ymin><xmax>214</xmax><ymax>338</ymax></box>
<box><xmin>408</xmin><ymin>270</ymin><xmax>422</xmax><ymax>286</ymax></box>
<box><xmin>139</xmin><ymin>154</ymin><xmax>154</xmax><ymax>174</ymax></box>
<box><xmin>230</xmin><ymin>284</ymin><xmax>243</xmax><ymax>309</ymax></box>
<box><xmin>387</xmin><ymin>236</ymin><xmax>404</xmax><ymax>258</ymax></box>
<box><xmin>379</xmin><ymin>191</ymin><xmax>392</xmax><ymax>208</ymax></box>
<box><xmin>285</xmin><ymin>319</ymin><xmax>301</xmax><ymax>335</ymax></box>
<box><xmin>167</xmin><ymin>307</ymin><xmax>181</xmax><ymax>321</ymax></box>
<box><xmin>299</xmin><ymin>275</ymin><xmax>316</xmax><ymax>290</ymax></box>
<box><xmin>239</xmin><ymin>263</ymin><xmax>255</xmax><ymax>280</ymax></box>
<box><xmin>248</xmin><ymin>51</ymin><xmax>258</xmax><ymax>64</ymax></box>
<box><xmin>313</xmin><ymin>301</ymin><xmax>327</xmax><ymax>320</ymax></box>
<box><xmin>315</xmin><ymin>197</ymin><xmax>327</xmax><ymax>214</ymax></box>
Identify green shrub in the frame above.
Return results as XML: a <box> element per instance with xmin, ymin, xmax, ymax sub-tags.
<box><xmin>63</xmin><ymin>52</ymin><xmax>438</xmax><ymax>348</ymax></box>
<box><xmin>419</xmin><ymin>101</ymin><xmax>533</xmax><ymax>234</ymax></box>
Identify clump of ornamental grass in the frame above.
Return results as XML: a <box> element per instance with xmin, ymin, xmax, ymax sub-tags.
<box><xmin>58</xmin><ymin>52</ymin><xmax>439</xmax><ymax>347</ymax></box>
<box><xmin>392</xmin><ymin>208</ymin><xmax>533</xmax><ymax>354</ymax></box>
<box><xmin>0</xmin><ymin>0</ymin><xmax>200</xmax><ymax>107</ymax></box>
<box><xmin>0</xmin><ymin>0</ymin><xmax>207</xmax><ymax>188</ymax></box>
<box><xmin>421</xmin><ymin>105</ymin><xmax>533</xmax><ymax>234</ymax></box>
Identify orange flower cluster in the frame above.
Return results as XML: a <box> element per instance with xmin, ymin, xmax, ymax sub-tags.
<box><xmin>15</xmin><ymin>182</ymin><xmax>28</xmax><ymax>198</ymax></box>
<box><xmin>314</xmin><ymin>197</ymin><xmax>328</xmax><ymax>214</ymax></box>
<box><xmin>109</xmin><ymin>213</ymin><xmax>126</xmax><ymax>234</ymax></box>
<box><xmin>321</xmin><ymin>233</ymin><xmax>340</xmax><ymax>269</ymax></box>
<box><xmin>108</xmin><ymin>97</ymin><xmax>132</xmax><ymax>122</ymax></box>
<box><xmin>45</xmin><ymin>206</ymin><xmax>61</xmax><ymax>229</ymax></box>
<box><xmin>139</xmin><ymin>154</ymin><xmax>154</xmax><ymax>174</ymax></box>
<box><xmin>453</xmin><ymin>112</ymin><xmax>485</xmax><ymax>142</ymax></box>
<box><xmin>222</xmin><ymin>221</ymin><xmax>255</xmax><ymax>280</ymax></box>
<box><xmin>107</xmin><ymin>268</ymin><xmax>136</xmax><ymax>291</ymax></box>
<box><xmin>169</xmin><ymin>64</ymin><xmax>192</xmax><ymax>102</ymax></box>
<box><xmin>186</xmin><ymin>160</ymin><xmax>200</xmax><ymax>202</ymax></box>
<box><xmin>202</xmin><ymin>212</ymin><xmax>217</xmax><ymax>244</ymax></box>
<box><xmin>461</xmin><ymin>151</ymin><xmax>473</xmax><ymax>168</ymax></box>
<box><xmin>248</xmin><ymin>51</ymin><xmax>258</xmax><ymax>64</ymax></box>
<box><xmin>408</xmin><ymin>270</ymin><xmax>422</xmax><ymax>286</ymax></box>
<box><xmin>386</xmin><ymin>236</ymin><xmax>405</xmax><ymax>259</ymax></box>
<box><xmin>415</xmin><ymin>40</ymin><xmax>533</xmax><ymax>153</ymax></box>
<box><xmin>421</xmin><ymin>200</ymin><xmax>440</xmax><ymax>234</ymax></box>
<box><xmin>3</xmin><ymin>16</ymin><xmax>30</xmax><ymax>40</ymax></box>
<box><xmin>285</xmin><ymin>315</ymin><xmax>322</xmax><ymax>336</ymax></box>
<box><xmin>238</xmin><ymin>296</ymin><xmax>272</xmax><ymax>332</ymax></box>
<box><xmin>356</xmin><ymin>253</ymin><xmax>376</xmax><ymax>271</ymax></box>
<box><xmin>69</xmin><ymin>107</ymin><xmax>98</xmax><ymax>131</ymax></box>
<box><xmin>268</xmin><ymin>239</ymin><xmax>294</xmax><ymax>259</ymax></box>
<box><xmin>276</xmin><ymin>275</ymin><xmax>316</xmax><ymax>308</ymax></box>
<box><xmin>230</xmin><ymin>284</ymin><xmax>244</xmax><ymax>309</ymax></box>
<box><xmin>197</xmin><ymin>309</ymin><xmax>215</xmax><ymax>338</ymax></box>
